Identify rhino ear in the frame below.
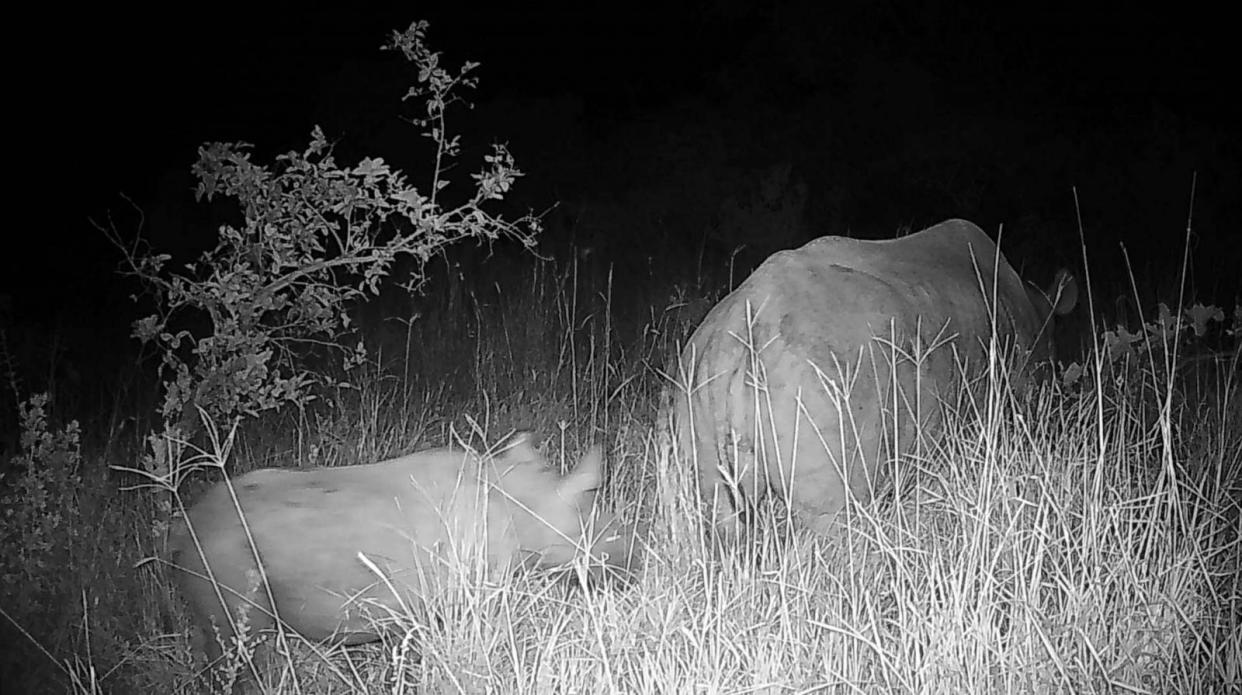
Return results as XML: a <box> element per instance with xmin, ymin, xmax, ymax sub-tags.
<box><xmin>559</xmin><ymin>444</ymin><xmax>604</xmax><ymax>498</ymax></box>
<box><xmin>1050</xmin><ymin>269</ymin><xmax>1079</xmax><ymax>316</ymax></box>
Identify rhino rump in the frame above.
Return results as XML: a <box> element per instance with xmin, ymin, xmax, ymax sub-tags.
<box><xmin>671</xmin><ymin>219</ymin><xmax>1076</xmax><ymax>535</ymax></box>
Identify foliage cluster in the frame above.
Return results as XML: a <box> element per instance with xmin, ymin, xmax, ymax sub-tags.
<box><xmin>114</xmin><ymin>21</ymin><xmax>539</xmax><ymax>447</ymax></box>
<box><xmin>0</xmin><ymin>395</ymin><xmax>81</xmax><ymax>603</ymax></box>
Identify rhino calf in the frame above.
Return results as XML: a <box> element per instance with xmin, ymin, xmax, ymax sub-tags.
<box><xmin>168</xmin><ymin>433</ymin><xmax>627</xmax><ymax>670</ymax></box>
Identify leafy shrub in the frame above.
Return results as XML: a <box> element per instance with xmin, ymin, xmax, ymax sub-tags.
<box><xmin>0</xmin><ymin>394</ymin><xmax>82</xmax><ymax>620</ymax></box>
<box><xmin>104</xmin><ymin>22</ymin><xmax>544</xmax><ymax>537</ymax></box>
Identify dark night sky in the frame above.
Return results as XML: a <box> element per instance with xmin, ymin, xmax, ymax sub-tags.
<box><xmin>56</xmin><ymin>4</ymin><xmax>1233</xmax><ymax>174</ymax></box>
<box><xmin>10</xmin><ymin>1</ymin><xmax>1239</xmax><ymax>319</ymax></box>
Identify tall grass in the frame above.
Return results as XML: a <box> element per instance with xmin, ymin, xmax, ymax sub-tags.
<box><xmin>0</xmin><ymin>253</ymin><xmax>1236</xmax><ymax>693</ymax></box>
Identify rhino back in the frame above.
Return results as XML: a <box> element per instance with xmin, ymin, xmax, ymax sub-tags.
<box><xmin>170</xmin><ymin>451</ymin><xmax>515</xmax><ymax>643</ymax></box>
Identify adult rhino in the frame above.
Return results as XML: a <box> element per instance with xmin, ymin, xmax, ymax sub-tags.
<box><xmin>669</xmin><ymin>219</ymin><xmax>1077</xmax><ymax>537</ymax></box>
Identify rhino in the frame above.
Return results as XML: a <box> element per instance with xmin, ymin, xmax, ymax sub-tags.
<box><xmin>669</xmin><ymin>219</ymin><xmax>1078</xmax><ymax>537</ymax></box>
<box><xmin>168</xmin><ymin>433</ymin><xmax>630</xmax><ymax>676</ymax></box>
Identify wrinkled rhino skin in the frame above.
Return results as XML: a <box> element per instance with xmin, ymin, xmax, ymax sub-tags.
<box><xmin>168</xmin><ymin>433</ymin><xmax>628</xmax><ymax>664</ymax></box>
<box><xmin>670</xmin><ymin>219</ymin><xmax>1077</xmax><ymax>536</ymax></box>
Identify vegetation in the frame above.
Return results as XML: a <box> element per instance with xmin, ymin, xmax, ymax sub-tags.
<box><xmin>1</xmin><ymin>18</ymin><xmax>1238</xmax><ymax>695</ymax></box>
